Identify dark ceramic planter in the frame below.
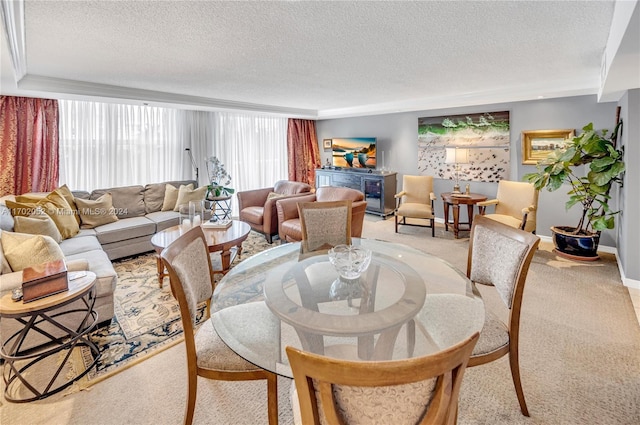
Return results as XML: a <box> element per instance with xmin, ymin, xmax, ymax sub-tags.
<box><xmin>551</xmin><ymin>226</ymin><xmax>600</xmax><ymax>260</ymax></box>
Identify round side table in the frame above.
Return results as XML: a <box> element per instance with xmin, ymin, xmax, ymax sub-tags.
<box><xmin>441</xmin><ymin>192</ymin><xmax>488</xmax><ymax>238</ymax></box>
<box><xmin>0</xmin><ymin>272</ymin><xmax>100</xmax><ymax>402</ymax></box>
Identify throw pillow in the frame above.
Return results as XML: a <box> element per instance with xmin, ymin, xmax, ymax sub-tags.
<box><xmin>267</xmin><ymin>192</ymin><xmax>287</xmax><ymax>201</ymax></box>
<box><xmin>39</xmin><ymin>190</ymin><xmax>80</xmax><ymax>239</ymax></box>
<box><xmin>1</xmin><ymin>231</ymin><xmax>65</xmax><ymax>272</ymax></box>
<box><xmin>0</xmin><ymin>230</ymin><xmax>13</xmax><ymax>273</ymax></box>
<box><xmin>11</xmin><ymin>190</ymin><xmax>80</xmax><ymax>239</ymax></box>
<box><xmin>56</xmin><ymin>184</ymin><xmax>81</xmax><ymax>225</ymax></box>
<box><xmin>173</xmin><ymin>185</ymin><xmax>208</xmax><ymax>212</ymax></box>
<box><xmin>75</xmin><ymin>193</ymin><xmax>120</xmax><ymax>229</ymax></box>
<box><xmin>5</xmin><ymin>200</ymin><xmax>39</xmax><ymax>218</ymax></box>
<box><xmin>13</xmin><ymin>208</ymin><xmax>63</xmax><ymax>243</ymax></box>
<box><xmin>161</xmin><ymin>184</ymin><xmax>193</xmax><ymax>212</ymax></box>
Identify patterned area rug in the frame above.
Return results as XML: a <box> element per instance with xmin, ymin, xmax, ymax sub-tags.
<box><xmin>77</xmin><ymin>230</ymin><xmax>272</xmax><ymax>387</ymax></box>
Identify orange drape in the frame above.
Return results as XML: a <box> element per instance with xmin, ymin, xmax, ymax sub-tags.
<box><xmin>286</xmin><ymin>119</ymin><xmax>321</xmax><ymax>186</ymax></box>
<box><xmin>0</xmin><ymin>96</ymin><xmax>59</xmax><ymax>196</ymax></box>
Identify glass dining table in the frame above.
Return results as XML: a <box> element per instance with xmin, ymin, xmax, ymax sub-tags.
<box><xmin>211</xmin><ymin>238</ymin><xmax>485</xmax><ymax>378</ymax></box>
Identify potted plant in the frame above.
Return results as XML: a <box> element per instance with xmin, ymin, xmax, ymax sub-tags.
<box><xmin>205</xmin><ymin>156</ymin><xmax>235</xmax><ymax>199</ymax></box>
<box><xmin>524</xmin><ymin>122</ymin><xmax>625</xmax><ymax>260</ymax></box>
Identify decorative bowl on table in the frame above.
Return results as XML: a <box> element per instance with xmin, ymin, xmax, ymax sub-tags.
<box><xmin>328</xmin><ymin>244</ymin><xmax>372</xmax><ymax>280</ymax></box>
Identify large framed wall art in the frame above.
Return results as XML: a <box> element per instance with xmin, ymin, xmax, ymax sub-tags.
<box><xmin>417</xmin><ymin>111</ymin><xmax>510</xmax><ymax>183</ymax></box>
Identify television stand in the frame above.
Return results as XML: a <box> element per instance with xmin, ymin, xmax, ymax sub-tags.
<box><xmin>315</xmin><ymin>168</ymin><xmax>397</xmax><ymax>218</ymax></box>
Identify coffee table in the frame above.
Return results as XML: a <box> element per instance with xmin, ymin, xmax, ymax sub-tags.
<box><xmin>0</xmin><ymin>272</ymin><xmax>100</xmax><ymax>402</ymax></box>
<box><xmin>151</xmin><ymin>220</ymin><xmax>251</xmax><ymax>287</ymax></box>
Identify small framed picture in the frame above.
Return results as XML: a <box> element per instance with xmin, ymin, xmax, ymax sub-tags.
<box><xmin>323</xmin><ymin>139</ymin><xmax>332</xmax><ymax>150</ymax></box>
<box><xmin>522</xmin><ymin>129</ymin><xmax>575</xmax><ymax>165</ymax></box>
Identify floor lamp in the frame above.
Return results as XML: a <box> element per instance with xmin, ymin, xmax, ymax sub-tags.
<box><xmin>445</xmin><ymin>147</ymin><xmax>469</xmax><ymax>194</ymax></box>
<box><xmin>185</xmin><ymin>148</ymin><xmax>199</xmax><ymax>183</ymax></box>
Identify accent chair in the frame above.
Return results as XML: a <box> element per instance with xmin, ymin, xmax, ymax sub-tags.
<box><xmin>275</xmin><ymin>186</ymin><xmax>366</xmax><ymax>243</ymax></box>
<box><xmin>237</xmin><ymin>180</ymin><xmax>312</xmax><ymax>243</ymax></box>
<box><xmin>476</xmin><ymin>180</ymin><xmax>539</xmax><ymax>233</ymax></box>
<box><xmin>394</xmin><ymin>175</ymin><xmax>437</xmax><ymax>237</ymax></box>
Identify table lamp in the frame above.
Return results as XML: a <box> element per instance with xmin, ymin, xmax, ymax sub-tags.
<box><xmin>445</xmin><ymin>147</ymin><xmax>469</xmax><ymax>194</ymax></box>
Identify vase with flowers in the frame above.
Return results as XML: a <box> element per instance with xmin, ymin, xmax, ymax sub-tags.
<box><xmin>205</xmin><ymin>156</ymin><xmax>235</xmax><ymax>199</ymax></box>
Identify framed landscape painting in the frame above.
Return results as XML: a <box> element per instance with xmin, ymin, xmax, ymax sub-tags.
<box><xmin>521</xmin><ymin>129</ymin><xmax>575</xmax><ymax>165</ymax></box>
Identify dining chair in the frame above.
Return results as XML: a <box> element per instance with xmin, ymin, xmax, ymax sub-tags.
<box><xmin>466</xmin><ymin>215</ymin><xmax>540</xmax><ymax>416</ymax></box>
<box><xmin>286</xmin><ymin>331</ymin><xmax>479</xmax><ymax>425</ymax></box>
<box><xmin>394</xmin><ymin>175</ymin><xmax>437</xmax><ymax>236</ymax></box>
<box><xmin>161</xmin><ymin>226</ymin><xmax>278</xmax><ymax>425</ymax></box>
<box><xmin>476</xmin><ymin>180</ymin><xmax>539</xmax><ymax>233</ymax></box>
<box><xmin>298</xmin><ymin>200</ymin><xmax>352</xmax><ymax>253</ymax></box>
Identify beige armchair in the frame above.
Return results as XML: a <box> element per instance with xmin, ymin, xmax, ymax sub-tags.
<box><xmin>275</xmin><ymin>186</ymin><xmax>367</xmax><ymax>243</ymax></box>
<box><xmin>477</xmin><ymin>181</ymin><xmax>538</xmax><ymax>233</ymax></box>
<box><xmin>394</xmin><ymin>175</ymin><xmax>437</xmax><ymax>237</ymax></box>
<box><xmin>237</xmin><ymin>180</ymin><xmax>312</xmax><ymax>243</ymax></box>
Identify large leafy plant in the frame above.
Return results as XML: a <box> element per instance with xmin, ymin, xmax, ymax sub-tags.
<box><xmin>524</xmin><ymin>122</ymin><xmax>625</xmax><ymax>235</ymax></box>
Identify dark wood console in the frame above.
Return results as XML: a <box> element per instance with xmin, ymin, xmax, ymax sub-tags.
<box><xmin>315</xmin><ymin>168</ymin><xmax>397</xmax><ymax>218</ymax></box>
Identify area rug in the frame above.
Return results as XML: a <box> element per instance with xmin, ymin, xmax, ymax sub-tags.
<box><xmin>76</xmin><ymin>230</ymin><xmax>272</xmax><ymax>388</ymax></box>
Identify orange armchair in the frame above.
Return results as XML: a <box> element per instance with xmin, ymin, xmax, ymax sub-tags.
<box><xmin>237</xmin><ymin>180</ymin><xmax>312</xmax><ymax>243</ymax></box>
<box><xmin>276</xmin><ymin>186</ymin><xmax>367</xmax><ymax>243</ymax></box>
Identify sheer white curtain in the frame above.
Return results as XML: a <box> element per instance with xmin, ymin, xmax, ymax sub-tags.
<box><xmin>58</xmin><ymin>100</ymin><xmax>189</xmax><ymax>190</ymax></box>
<box><xmin>59</xmin><ymin>101</ymin><xmax>289</xmax><ymax>218</ymax></box>
<box><xmin>209</xmin><ymin>112</ymin><xmax>288</xmax><ymax>216</ymax></box>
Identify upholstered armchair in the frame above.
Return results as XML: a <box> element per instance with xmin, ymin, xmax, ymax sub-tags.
<box><xmin>237</xmin><ymin>180</ymin><xmax>312</xmax><ymax>243</ymax></box>
<box><xmin>276</xmin><ymin>186</ymin><xmax>367</xmax><ymax>243</ymax></box>
<box><xmin>395</xmin><ymin>175</ymin><xmax>437</xmax><ymax>237</ymax></box>
<box><xmin>477</xmin><ymin>180</ymin><xmax>538</xmax><ymax>233</ymax></box>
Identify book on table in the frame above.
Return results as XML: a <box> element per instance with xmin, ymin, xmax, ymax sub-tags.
<box><xmin>202</xmin><ymin>219</ymin><xmax>232</xmax><ymax>229</ymax></box>
<box><xmin>21</xmin><ymin>259</ymin><xmax>69</xmax><ymax>303</ymax></box>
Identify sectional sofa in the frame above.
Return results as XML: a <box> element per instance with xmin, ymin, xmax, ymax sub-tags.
<box><xmin>0</xmin><ymin>179</ymin><xmax>198</xmax><ymax>348</ymax></box>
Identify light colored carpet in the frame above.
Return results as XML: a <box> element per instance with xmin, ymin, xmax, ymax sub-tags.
<box><xmin>1</xmin><ymin>216</ymin><xmax>639</xmax><ymax>424</ymax></box>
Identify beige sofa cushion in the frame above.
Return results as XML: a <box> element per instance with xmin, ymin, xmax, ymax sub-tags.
<box><xmin>90</xmin><ymin>185</ymin><xmax>145</xmax><ymax>219</ymax></box>
<box><xmin>1</xmin><ymin>232</ymin><xmax>65</xmax><ymax>272</ymax></box>
<box><xmin>76</xmin><ymin>193</ymin><xmax>119</xmax><ymax>229</ymax></box>
<box><xmin>13</xmin><ymin>209</ymin><xmax>63</xmax><ymax>243</ymax></box>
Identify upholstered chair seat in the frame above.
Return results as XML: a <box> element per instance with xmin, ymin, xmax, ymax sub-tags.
<box><xmin>195</xmin><ymin>320</ymin><xmax>263</xmax><ymax>371</ymax></box>
<box><xmin>470</xmin><ymin>311</ymin><xmax>510</xmax><ymax>356</ymax></box>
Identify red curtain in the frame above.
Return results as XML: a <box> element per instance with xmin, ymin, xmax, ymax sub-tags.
<box><xmin>0</xmin><ymin>96</ymin><xmax>59</xmax><ymax>196</ymax></box>
<box><xmin>287</xmin><ymin>119</ymin><xmax>321</xmax><ymax>186</ymax></box>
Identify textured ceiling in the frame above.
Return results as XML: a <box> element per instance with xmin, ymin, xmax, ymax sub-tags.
<box><xmin>0</xmin><ymin>0</ymin><xmax>627</xmax><ymax>117</ymax></box>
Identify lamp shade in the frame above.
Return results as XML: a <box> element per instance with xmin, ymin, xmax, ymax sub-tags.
<box><xmin>445</xmin><ymin>147</ymin><xmax>469</xmax><ymax>164</ymax></box>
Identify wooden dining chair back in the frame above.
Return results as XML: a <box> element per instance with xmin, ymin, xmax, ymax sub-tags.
<box><xmin>286</xmin><ymin>332</ymin><xmax>479</xmax><ymax>425</ymax></box>
<box><xmin>394</xmin><ymin>175</ymin><xmax>437</xmax><ymax>236</ymax></box>
<box><xmin>161</xmin><ymin>226</ymin><xmax>278</xmax><ymax>425</ymax></box>
<box><xmin>298</xmin><ymin>200</ymin><xmax>352</xmax><ymax>253</ymax></box>
<box><xmin>466</xmin><ymin>215</ymin><xmax>540</xmax><ymax>416</ymax></box>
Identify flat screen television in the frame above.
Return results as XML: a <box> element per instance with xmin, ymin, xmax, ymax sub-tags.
<box><xmin>331</xmin><ymin>137</ymin><xmax>377</xmax><ymax>169</ymax></box>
